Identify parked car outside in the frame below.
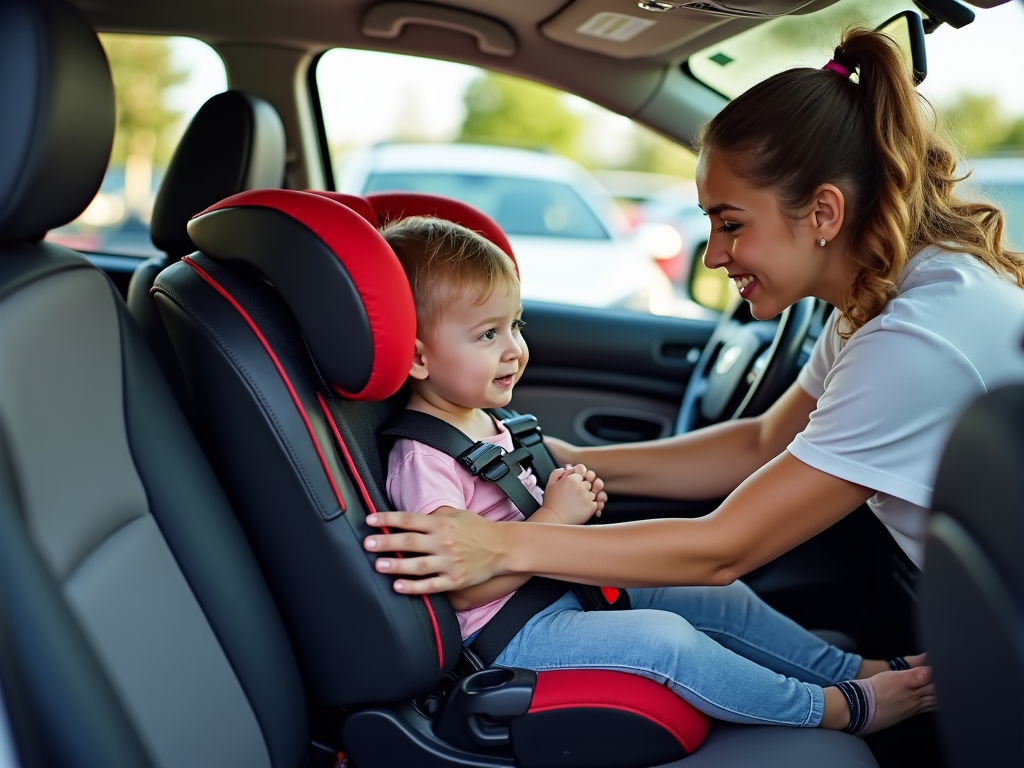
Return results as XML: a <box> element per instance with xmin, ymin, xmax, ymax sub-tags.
<box><xmin>636</xmin><ymin>181</ymin><xmax>707</xmax><ymax>287</ymax></box>
<box><xmin>336</xmin><ymin>142</ymin><xmax>709</xmax><ymax>317</ymax></box>
<box><xmin>960</xmin><ymin>156</ymin><xmax>1024</xmax><ymax>252</ymax></box>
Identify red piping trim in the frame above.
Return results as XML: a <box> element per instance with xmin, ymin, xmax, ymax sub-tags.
<box><xmin>316</xmin><ymin>393</ymin><xmax>445</xmax><ymax>669</ymax></box>
<box><xmin>527</xmin><ymin>701</ymin><xmax>694</xmax><ymax>751</ymax></box>
<box><xmin>181</xmin><ymin>256</ymin><xmax>346</xmax><ymax>513</ymax></box>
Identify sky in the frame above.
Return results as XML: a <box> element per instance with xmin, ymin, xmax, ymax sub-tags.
<box><xmin>164</xmin><ymin>2</ymin><xmax>1024</xmax><ymax>153</ymax></box>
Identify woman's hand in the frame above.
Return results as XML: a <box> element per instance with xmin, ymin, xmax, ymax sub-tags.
<box><xmin>364</xmin><ymin>508</ymin><xmax>503</xmax><ymax>594</ymax></box>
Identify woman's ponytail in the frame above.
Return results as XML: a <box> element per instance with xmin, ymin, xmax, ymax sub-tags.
<box><xmin>698</xmin><ymin>27</ymin><xmax>1024</xmax><ymax>337</ymax></box>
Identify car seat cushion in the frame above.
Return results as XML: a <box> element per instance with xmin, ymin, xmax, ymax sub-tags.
<box><xmin>366</xmin><ymin>190</ymin><xmax>518</xmax><ymax>273</ymax></box>
<box><xmin>187</xmin><ymin>189</ymin><xmax>414</xmax><ymax>400</ymax></box>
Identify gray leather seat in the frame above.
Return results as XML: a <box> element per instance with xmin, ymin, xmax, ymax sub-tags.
<box><xmin>0</xmin><ymin>2</ymin><xmax>305</xmax><ymax>766</ymax></box>
<box><xmin>126</xmin><ymin>88</ymin><xmax>285</xmax><ymax>396</ymax></box>
<box><xmin>922</xmin><ymin>382</ymin><xmax>1024</xmax><ymax>767</ymax></box>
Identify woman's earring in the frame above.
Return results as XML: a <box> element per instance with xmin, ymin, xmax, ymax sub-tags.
<box><xmin>819</xmin><ymin>238</ymin><xmax>827</xmax><ymax>247</ymax></box>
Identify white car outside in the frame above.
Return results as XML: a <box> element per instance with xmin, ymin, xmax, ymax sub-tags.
<box><xmin>335</xmin><ymin>143</ymin><xmax>695</xmax><ymax>316</ymax></box>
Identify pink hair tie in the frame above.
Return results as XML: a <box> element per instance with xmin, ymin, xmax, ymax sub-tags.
<box><xmin>823</xmin><ymin>60</ymin><xmax>851</xmax><ymax>78</ymax></box>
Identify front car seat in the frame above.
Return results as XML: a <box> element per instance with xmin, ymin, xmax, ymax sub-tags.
<box><xmin>921</xmin><ymin>382</ymin><xmax>1024</xmax><ymax>766</ymax></box>
<box><xmin>151</xmin><ymin>188</ymin><xmax>878</xmax><ymax>768</ymax></box>
<box><xmin>126</xmin><ymin>89</ymin><xmax>285</xmax><ymax>396</ymax></box>
<box><xmin>0</xmin><ymin>2</ymin><xmax>309</xmax><ymax>766</ymax></box>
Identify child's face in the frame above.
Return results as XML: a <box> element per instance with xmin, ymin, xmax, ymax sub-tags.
<box><xmin>696</xmin><ymin>151</ymin><xmax>846</xmax><ymax>319</ymax></box>
<box><xmin>412</xmin><ymin>281</ymin><xmax>526</xmax><ymax>411</ymax></box>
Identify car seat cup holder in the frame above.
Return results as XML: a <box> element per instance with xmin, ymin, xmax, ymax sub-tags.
<box><xmin>434</xmin><ymin>667</ymin><xmax>538</xmax><ymax>752</ymax></box>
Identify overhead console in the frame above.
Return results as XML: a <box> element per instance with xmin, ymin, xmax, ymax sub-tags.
<box><xmin>540</xmin><ymin>0</ymin><xmax>833</xmax><ymax>59</ymax></box>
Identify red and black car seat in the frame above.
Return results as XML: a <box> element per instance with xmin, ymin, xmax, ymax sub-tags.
<box><xmin>151</xmin><ymin>188</ymin><xmax>710</xmax><ymax>767</ymax></box>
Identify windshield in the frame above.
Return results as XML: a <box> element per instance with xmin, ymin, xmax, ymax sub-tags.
<box><xmin>363</xmin><ymin>173</ymin><xmax>610</xmax><ymax>239</ymax></box>
<box><xmin>689</xmin><ymin>0</ymin><xmax>913</xmax><ymax>98</ymax></box>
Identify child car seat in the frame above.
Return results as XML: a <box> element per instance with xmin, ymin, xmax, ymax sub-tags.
<box><xmin>151</xmin><ymin>188</ymin><xmax>711</xmax><ymax>767</ymax></box>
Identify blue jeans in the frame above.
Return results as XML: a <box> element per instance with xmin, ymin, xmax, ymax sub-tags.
<box><xmin>493</xmin><ymin>581</ymin><xmax>863</xmax><ymax>727</ymax></box>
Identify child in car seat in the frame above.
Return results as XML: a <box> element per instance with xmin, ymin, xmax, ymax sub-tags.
<box><xmin>382</xmin><ymin>215</ymin><xmax>934</xmax><ymax>735</ymax></box>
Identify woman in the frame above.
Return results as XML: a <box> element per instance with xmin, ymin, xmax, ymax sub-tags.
<box><xmin>364</xmin><ymin>30</ymin><xmax>1024</xmax><ymax>615</ymax></box>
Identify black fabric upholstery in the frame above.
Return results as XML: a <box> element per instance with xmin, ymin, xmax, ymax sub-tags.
<box><xmin>149</xmin><ymin>91</ymin><xmax>285</xmax><ymax>260</ymax></box>
<box><xmin>922</xmin><ymin>384</ymin><xmax>1024</xmax><ymax>767</ymax></box>
<box><xmin>117</xmin><ymin>301</ymin><xmax>307</xmax><ymax>768</ymax></box>
<box><xmin>0</xmin><ymin>0</ymin><xmax>113</xmax><ymax>243</ymax></box>
<box><xmin>153</xmin><ymin>254</ymin><xmax>462</xmax><ymax>705</ymax></box>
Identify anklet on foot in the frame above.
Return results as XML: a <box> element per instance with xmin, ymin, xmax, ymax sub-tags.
<box><xmin>835</xmin><ymin>679</ymin><xmax>876</xmax><ymax>735</ymax></box>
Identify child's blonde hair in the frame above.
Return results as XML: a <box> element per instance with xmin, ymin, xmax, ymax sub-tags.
<box><xmin>382</xmin><ymin>216</ymin><xmax>520</xmax><ymax>337</ymax></box>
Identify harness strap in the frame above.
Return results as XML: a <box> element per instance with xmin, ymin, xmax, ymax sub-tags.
<box><xmin>382</xmin><ymin>410</ymin><xmax>541</xmax><ymax>516</ymax></box>
<box><xmin>468</xmin><ymin>578</ymin><xmax>570</xmax><ymax>666</ymax></box>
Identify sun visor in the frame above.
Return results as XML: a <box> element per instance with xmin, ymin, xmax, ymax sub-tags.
<box><xmin>541</xmin><ymin>0</ymin><xmax>829</xmax><ymax>59</ymax></box>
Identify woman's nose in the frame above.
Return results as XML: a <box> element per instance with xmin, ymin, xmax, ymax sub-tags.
<box><xmin>703</xmin><ymin>236</ymin><xmax>731</xmax><ymax>271</ymax></box>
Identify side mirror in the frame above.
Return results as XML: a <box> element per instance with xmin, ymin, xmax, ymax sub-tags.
<box><xmin>877</xmin><ymin>10</ymin><xmax>928</xmax><ymax>85</ymax></box>
<box><xmin>686</xmin><ymin>243</ymin><xmax>733</xmax><ymax>313</ymax></box>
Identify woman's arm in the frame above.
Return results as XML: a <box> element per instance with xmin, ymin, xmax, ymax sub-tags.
<box><xmin>442</xmin><ymin>505</ymin><xmax>570</xmax><ymax>610</ymax></box>
<box><xmin>367</xmin><ymin>452</ymin><xmax>873</xmax><ymax>593</ymax></box>
<box><xmin>549</xmin><ymin>382</ymin><xmax>817</xmax><ymax>500</ymax></box>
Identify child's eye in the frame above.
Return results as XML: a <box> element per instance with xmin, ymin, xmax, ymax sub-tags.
<box><xmin>480</xmin><ymin>329</ymin><xmax>497</xmax><ymax>340</ymax></box>
<box><xmin>512</xmin><ymin>319</ymin><xmax>526</xmax><ymax>331</ymax></box>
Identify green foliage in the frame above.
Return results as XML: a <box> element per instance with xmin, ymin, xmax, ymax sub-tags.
<box><xmin>99</xmin><ymin>34</ymin><xmax>188</xmax><ymax>166</ymax></box>
<box><xmin>941</xmin><ymin>92</ymin><xmax>1024</xmax><ymax>157</ymax></box>
<box><xmin>459</xmin><ymin>73</ymin><xmax>581</xmax><ymax>158</ymax></box>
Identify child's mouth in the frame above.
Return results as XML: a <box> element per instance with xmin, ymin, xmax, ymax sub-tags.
<box><xmin>493</xmin><ymin>374</ymin><xmax>514</xmax><ymax>388</ymax></box>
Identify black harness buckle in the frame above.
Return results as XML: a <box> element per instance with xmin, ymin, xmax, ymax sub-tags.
<box><xmin>458</xmin><ymin>442</ymin><xmax>510</xmax><ymax>480</ymax></box>
<box><xmin>500</xmin><ymin>413</ymin><xmax>543</xmax><ymax>447</ymax></box>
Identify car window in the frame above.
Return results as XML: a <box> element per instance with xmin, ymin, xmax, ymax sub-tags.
<box><xmin>316</xmin><ymin>49</ymin><xmax>706</xmax><ymax>318</ymax></box>
<box><xmin>363</xmin><ymin>173</ymin><xmax>609</xmax><ymax>239</ymax></box>
<box><xmin>45</xmin><ymin>34</ymin><xmax>227</xmax><ymax>258</ymax></box>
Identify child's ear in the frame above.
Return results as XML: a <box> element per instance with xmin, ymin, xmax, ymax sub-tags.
<box><xmin>409</xmin><ymin>338</ymin><xmax>429</xmax><ymax>381</ymax></box>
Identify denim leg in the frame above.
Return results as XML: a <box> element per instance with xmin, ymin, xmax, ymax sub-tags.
<box><xmin>627</xmin><ymin>582</ymin><xmax>863</xmax><ymax>686</ymax></box>
<box><xmin>494</xmin><ymin>592</ymin><xmax>825</xmax><ymax>727</ymax></box>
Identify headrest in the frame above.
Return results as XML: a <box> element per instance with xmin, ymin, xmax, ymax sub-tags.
<box><xmin>186</xmin><ymin>189</ymin><xmax>414</xmax><ymax>401</ymax></box>
<box><xmin>0</xmin><ymin>0</ymin><xmax>114</xmax><ymax>244</ymax></box>
<box><xmin>308</xmin><ymin>192</ymin><xmax>380</xmax><ymax>227</ymax></box>
<box><xmin>151</xmin><ymin>91</ymin><xmax>286</xmax><ymax>259</ymax></box>
<box><xmin>366</xmin><ymin>191</ymin><xmax>518</xmax><ymax>274</ymax></box>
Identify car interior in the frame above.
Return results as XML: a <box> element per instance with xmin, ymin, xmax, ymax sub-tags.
<box><xmin>0</xmin><ymin>0</ymin><xmax>1020</xmax><ymax>767</ymax></box>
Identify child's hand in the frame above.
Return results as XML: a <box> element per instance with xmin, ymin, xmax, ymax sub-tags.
<box><xmin>541</xmin><ymin>465</ymin><xmax>597</xmax><ymax>525</ymax></box>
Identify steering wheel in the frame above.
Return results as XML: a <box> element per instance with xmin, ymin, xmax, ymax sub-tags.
<box><xmin>676</xmin><ymin>297</ymin><xmax>820</xmax><ymax>434</ymax></box>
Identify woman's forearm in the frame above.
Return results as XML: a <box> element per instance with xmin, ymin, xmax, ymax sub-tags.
<box><xmin>558</xmin><ymin>383</ymin><xmax>816</xmax><ymax>500</ymax></box>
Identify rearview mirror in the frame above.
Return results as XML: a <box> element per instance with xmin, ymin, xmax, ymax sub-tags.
<box><xmin>877</xmin><ymin>10</ymin><xmax>928</xmax><ymax>85</ymax></box>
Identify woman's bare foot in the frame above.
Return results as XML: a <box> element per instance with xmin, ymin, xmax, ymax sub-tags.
<box><xmin>856</xmin><ymin>652</ymin><xmax>929</xmax><ymax>678</ymax></box>
<box><xmin>821</xmin><ymin>666</ymin><xmax>936</xmax><ymax>733</ymax></box>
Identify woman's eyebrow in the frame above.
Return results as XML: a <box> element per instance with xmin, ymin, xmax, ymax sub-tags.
<box><xmin>701</xmin><ymin>203</ymin><xmax>745</xmax><ymax>215</ymax></box>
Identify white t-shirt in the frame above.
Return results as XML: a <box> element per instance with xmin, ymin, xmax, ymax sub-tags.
<box><xmin>788</xmin><ymin>245</ymin><xmax>1024</xmax><ymax>568</ymax></box>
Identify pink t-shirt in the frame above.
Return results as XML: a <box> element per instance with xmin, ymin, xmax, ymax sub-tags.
<box><xmin>386</xmin><ymin>418</ymin><xmax>543</xmax><ymax>639</ymax></box>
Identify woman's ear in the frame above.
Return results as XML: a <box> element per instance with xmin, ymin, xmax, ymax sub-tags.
<box><xmin>812</xmin><ymin>184</ymin><xmax>846</xmax><ymax>244</ymax></box>
<box><xmin>409</xmin><ymin>338</ymin><xmax>429</xmax><ymax>381</ymax></box>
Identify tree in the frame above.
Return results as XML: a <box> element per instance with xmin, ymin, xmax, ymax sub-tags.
<box><xmin>458</xmin><ymin>73</ymin><xmax>582</xmax><ymax>158</ymax></box>
<box><xmin>940</xmin><ymin>92</ymin><xmax>1024</xmax><ymax>157</ymax></box>
<box><xmin>99</xmin><ymin>34</ymin><xmax>188</xmax><ymax>215</ymax></box>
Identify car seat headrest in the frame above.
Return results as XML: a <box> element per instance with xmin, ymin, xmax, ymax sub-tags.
<box><xmin>186</xmin><ymin>189</ymin><xmax>414</xmax><ymax>400</ymax></box>
<box><xmin>0</xmin><ymin>0</ymin><xmax>114</xmax><ymax>245</ymax></box>
<box><xmin>366</xmin><ymin>191</ymin><xmax>518</xmax><ymax>275</ymax></box>
<box><xmin>308</xmin><ymin>192</ymin><xmax>380</xmax><ymax>227</ymax></box>
<box><xmin>151</xmin><ymin>90</ymin><xmax>286</xmax><ymax>260</ymax></box>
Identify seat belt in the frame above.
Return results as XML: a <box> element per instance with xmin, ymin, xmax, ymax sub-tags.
<box><xmin>380</xmin><ymin>409</ymin><xmax>630</xmax><ymax>667</ymax></box>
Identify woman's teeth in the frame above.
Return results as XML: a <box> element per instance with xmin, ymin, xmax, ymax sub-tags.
<box><xmin>734</xmin><ymin>275</ymin><xmax>755</xmax><ymax>290</ymax></box>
